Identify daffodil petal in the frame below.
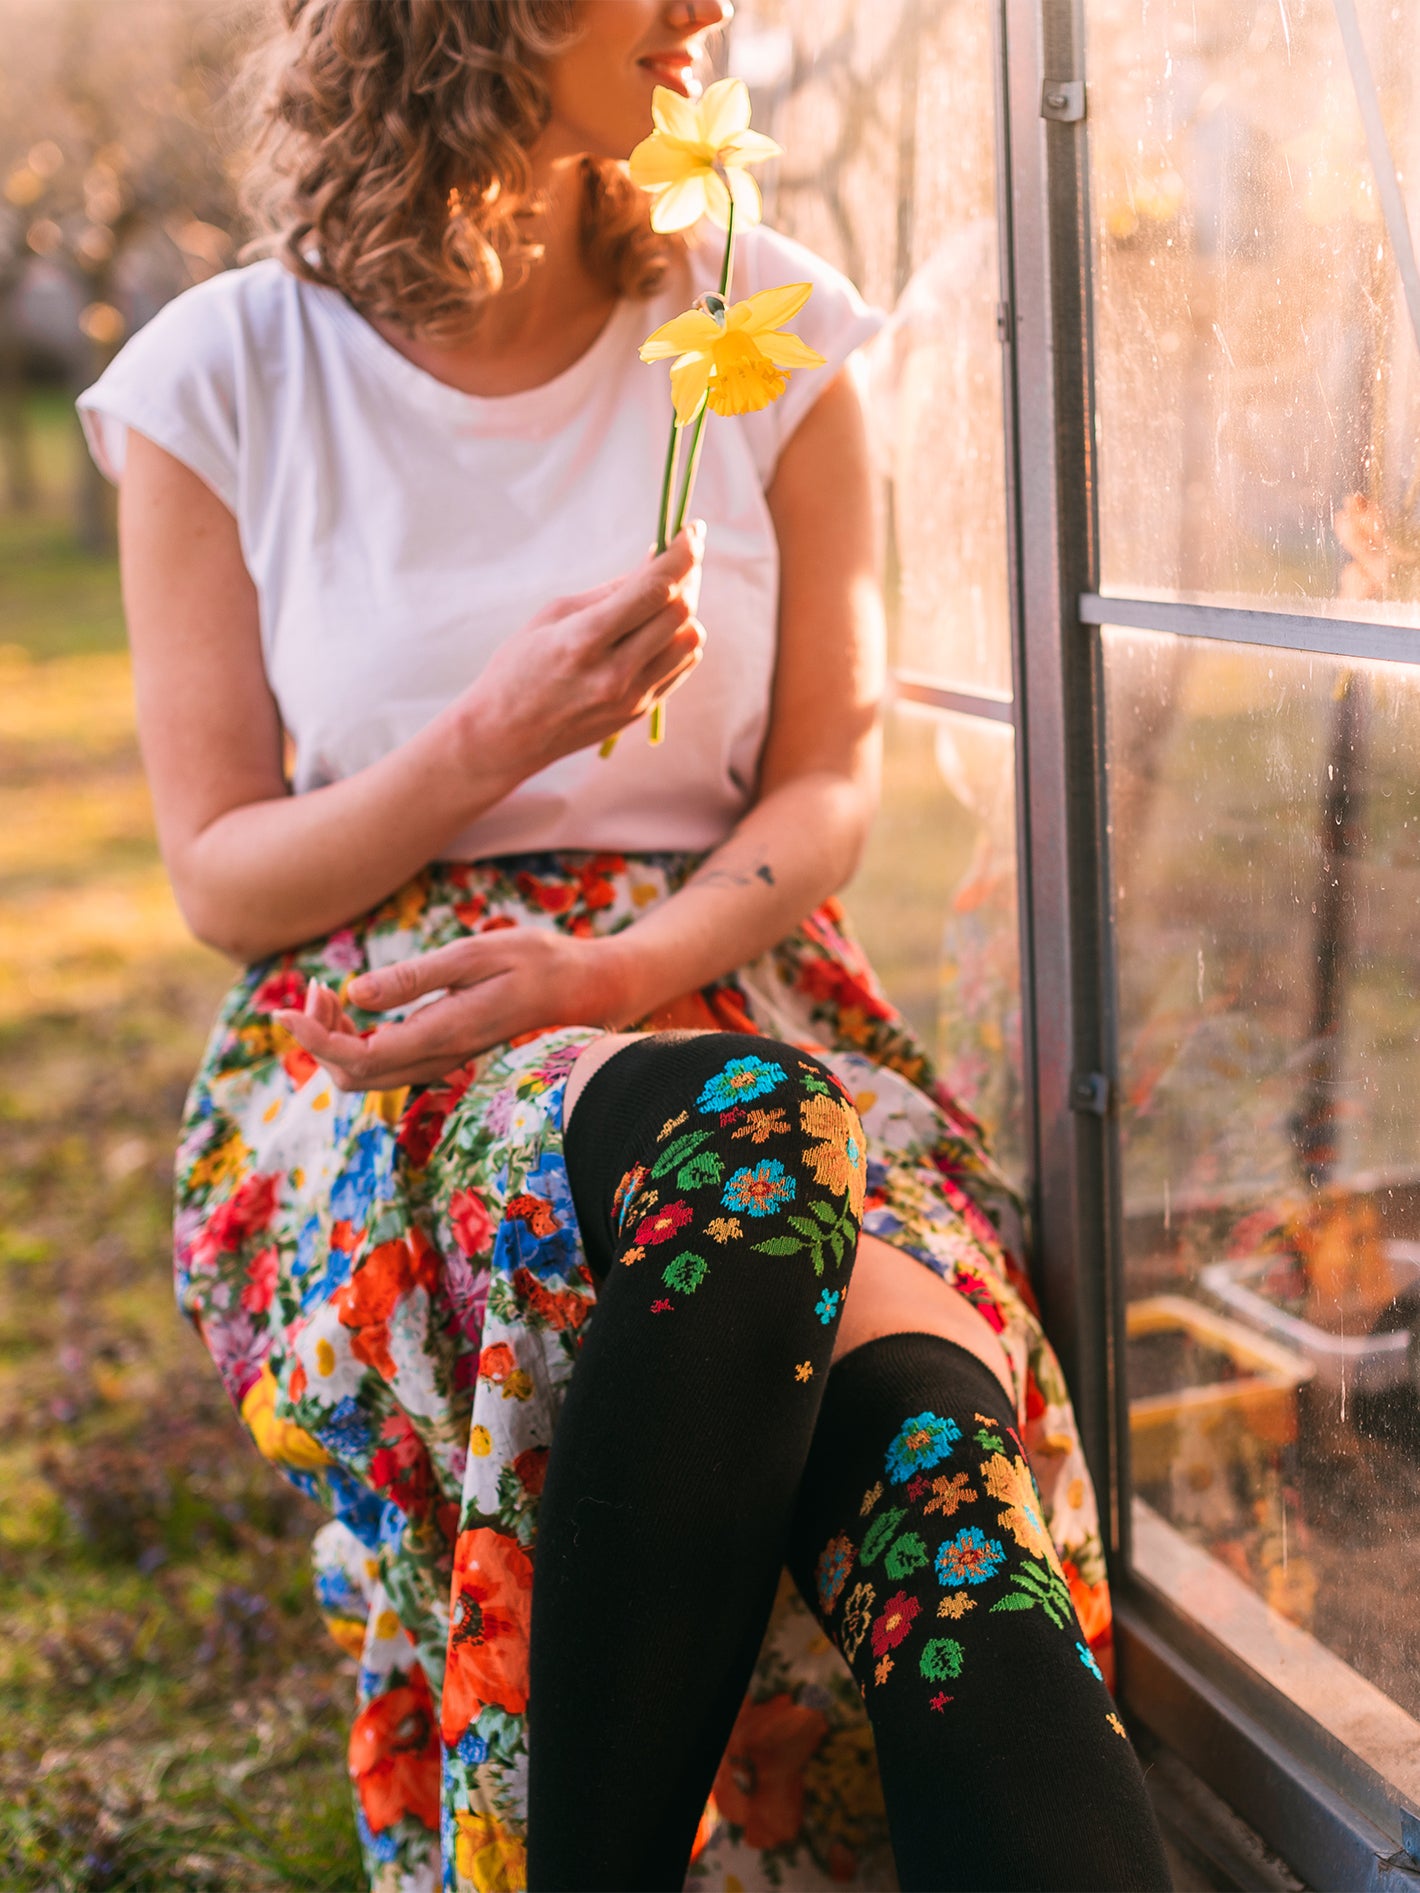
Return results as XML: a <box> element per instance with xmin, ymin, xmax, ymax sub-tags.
<box><xmin>719</xmin><ymin>130</ymin><xmax>783</xmax><ymax>167</ymax></box>
<box><xmin>669</xmin><ymin>353</ymin><xmax>714</xmax><ymax>427</ymax></box>
<box><xmin>629</xmin><ymin>133</ymin><xmax>707</xmax><ymax>188</ymax></box>
<box><xmin>727</xmin><ymin>281</ymin><xmax>814</xmax><ymax>334</ymax></box>
<box><xmin>725</xmin><ymin>167</ymin><xmax>764</xmax><ymax>227</ymax></box>
<box><xmin>702</xmin><ymin>169</ymin><xmax>734</xmax><ymax>232</ymax></box>
<box><xmin>650</xmin><ymin>174</ymin><xmax>711</xmax><ymax>233</ymax></box>
<box><xmin>753</xmin><ymin>330</ymin><xmax>827</xmax><ymax>370</ymax></box>
<box><xmin>651</xmin><ymin>86</ymin><xmax>703</xmax><ymax>144</ymax></box>
<box><xmin>640</xmin><ymin>309</ymin><xmax>721</xmax><ymax>359</ymax></box>
<box><xmin>699</xmin><ymin>77</ymin><xmax>752</xmax><ymax>148</ymax></box>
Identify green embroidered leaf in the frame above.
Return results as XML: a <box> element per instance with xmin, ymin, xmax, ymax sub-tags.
<box><xmin>752</xmin><ymin>1236</ymin><xmax>805</xmax><ymax>1256</ymax></box>
<box><xmin>989</xmin><ymin>1592</ymin><xmax>1037</xmax><ymax>1613</ymax></box>
<box><xmin>828</xmin><ymin>1230</ymin><xmax>845</xmax><ymax>1266</ymax></box>
<box><xmin>919</xmin><ymin>1636</ymin><xmax>964</xmax><ymax>1681</ymax></box>
<box><xmin>650</xmin><ymin>1130</ymin><xmax>711</xmax><ymax>1178</ymax></box>
<box><xmin>809</xmin><ymin>1199</ymin><xmax>838</xmax><ymax>1225</ymax></box>
<box><xmin>801</xmin><ymin>1073</ymin><xmax>831</xmax><ymax>1094</ymax></box>
<box><xmin>884</xmin><ymin>1532</ymin><xmax>930</xmax><ymax>1580</ymax></box>
<box><xmin>788</xmin><ymin>1214</ymin><xmax>822</xmax><ymax>1238</ymax></box>
<box><xmin>676</xmin><ymin>1151</ymin><xmax>724</xmax><ymax>1191</ymax></box>
<box><xmin>662</xmin><ymin>1252</ymin><xmax>707</xmax><ymax>1294</ymax></box>
<box><xmin>975</xmin><ymin>1427</ymin><xmax>1005</xmax><ymax>1451</ymax></box>
<box><xmin>859</xmin><ymin>1507</ymin><xmax>908</xmax><ymax>1566</ymax></box>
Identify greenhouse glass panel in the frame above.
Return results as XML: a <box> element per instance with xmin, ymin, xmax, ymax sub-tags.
<box><xmin>1105</xmin><ymin>624</ymin><xmax>1420</xmax><ymax>1810</ymax></box>
<box><xmin>1087</xmin><ymin>0</ymin><xmax>1420</xmax><ymax>629</ymax></box>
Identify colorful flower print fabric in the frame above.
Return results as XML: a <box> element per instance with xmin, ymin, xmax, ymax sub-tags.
<box><xmin>172</xmin><ymin>851</ymin><xmax>1112</xmax><ymax>1892</ymax></box>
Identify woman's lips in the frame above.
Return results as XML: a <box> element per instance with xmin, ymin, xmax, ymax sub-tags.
<box><xmin>638</xmin><ymin>56</ymin><xmax>700</xmax><ymax>98</ymax></box>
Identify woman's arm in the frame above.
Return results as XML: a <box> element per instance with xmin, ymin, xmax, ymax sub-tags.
<box><xmin>119</xmin><ymin>433</ymin><xmax>704</xmax><ymax>962</ymax></box>
<box><xmin>280</xmin><ymin>364</ymin><xmax>884</xmax><ymax>1088</ymax></box>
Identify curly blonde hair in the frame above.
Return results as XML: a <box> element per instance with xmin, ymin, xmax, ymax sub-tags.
<box><xmin>240</xmin><ymin>0</ymin><xmax>677</xmax><ymax>338</ymax></box>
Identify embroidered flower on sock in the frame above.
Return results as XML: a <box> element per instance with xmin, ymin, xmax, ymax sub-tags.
<box><xmin>874</xmin><ymin>1654</ymin><xmax>894</xmax><ymax>1686</ymax></box>
<box><xmin>731</xmin><ymin>1107</ymin><xmax>790</xmax><ymax>1143</ymax></box>
<box><xmin>620</xmin><ymin>1245</ymin><xmax>645</xmax><ymax>1267</ymax></box>
<box><xmin>884</xmin><ymin>1411</ymin><xmax>962</xmax><ymax>1485</ymax></box>
<box><xmin>799</xmin><ymin>1092</ymin><xmax>867</xmax><ymax>1216</ymax></box>
<box><xmin>1107</xmin><ymin>1712</ymin><xmax>1128</xmax><ymax>1739</ymax></box>
<box><xmin>921</xmin><ymin>1470</ymin><xmax>977</xmax><ymax>1517</ymax></box>
<box><xmin>919</xmin><ymin>1636</ymin><xmax>964</xmax><ymax>1682</ymax></box>
<box><xmin>859</xmin><ymin>1480</ymin><xmax>883</xmax><ymax>1517</ymax></box>
<box><xmin>929</xmin><ymin>1691</ymin><xmax>952</xmax><ymax>1711</ymax></box>
<box><xmin>658</xmin><ymin>1110</ymin><xmax>689</xmax><ymax>1140</ymax></box>
<box><xmin>982</xmin><ymin>1451</ymin><xmax>1053</xmax><ymax>1560</ymax></box>
<box><xmin>722</xmin><ymin>1158</ymin><xmax>796</xmax><ymax>1217</ymax></box>
<box><xmin>794</xmin><ymin>1360</ymin><xmax>814</xmax><ymax>1382</ymax></box>
<box><xmin>870</xmin><ymin>1591</ymin><xmax>920</xmax><ymax>1656</ymax></box>
<box><xmin>650</xmin><ymin>1298</ymin><xmax>673</xmax><ymax>1314</ymax></box>
<box><xmin>635</xmin><ymin>1200</ymin><xmax>693</xmax><ymax>1245</ymax></box>
<box><xmin>1076</xmin><ymin>1640</ymin><xmax>1104</xmax><ymax>1682</ymax></box>
<box><xmin>704</xmin><ymin>1216</ymin><xmax>743</xmax><ymax>1243</ymax></box>
<box><xmin>815</xmin><ymin>1532</ymin><xmax>855</xmax><ymax>1614</ymax></box>
<box><xmin>840</xmin><ymin>1583</ymin><xmax>877</xmax><ymax>1662</ymax></box>
<box><xmin>814</xmin><ymin>1288</ymin><xmax>840</xmax><ymax>1325</ymax></box>
<box><xmin>695</xmin><ymin>1055</ymin><xmax>787</xmax><ymax>1115</ymax></box>
<box><xmin>937</xmin><ymin>1592</ymin><xmax>975</xmax><ymax>1619</ymax></box>
<box><xmin>612</xmin><ymin>1164</ymin><xmax>649</xmax><ymax>1232</ymax></box>
<box><xmin>934</xmin><ymin>1525</ymin><xmax>1006</xmax><ymax>1588</ymax></box>
<box><xmin>662</xmin><ymin>1252</ymin><xmax>707</xmax><ymax>1294</ymax></box>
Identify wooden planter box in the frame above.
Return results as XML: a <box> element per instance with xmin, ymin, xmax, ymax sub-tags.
<box><xmin>1127</xmin><ymin>1295</ymin><xmax>1315</xmax><ymax>1485</ymax></box>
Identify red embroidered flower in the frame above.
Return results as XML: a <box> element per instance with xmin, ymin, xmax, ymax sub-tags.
<box><xmin>441</xmin><ymin>1529</ymin><xmax>533</xmax><ymax>1740</ymax></box>
<box><xmin>348</xmin><ymin>1665</ymin><xmax>440</xmax><ymax>1834</ymax></box>
<box><xmin>635</xmin><ymin>1200</ymin><xmax>693</xmax><ymax>1246</ymax></box>
<box><xmin>869</xmin><ymin>1591</ymin><xmax>920</xmax><ymax>1657</ymax></box>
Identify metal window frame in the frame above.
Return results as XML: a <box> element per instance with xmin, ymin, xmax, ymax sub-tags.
<box><xmin>987</xmin><ymin>0</ymin><xmax>1420</xmax><ymax>1884</ymax></box>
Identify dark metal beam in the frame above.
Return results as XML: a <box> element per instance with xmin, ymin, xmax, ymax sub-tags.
<box><xmin>1080</xmin><ymin>591</ymin><xmax>1420</xmax><ymax>665</ymax></box>
<box><xmin>891</xmin><ymin>673</ymin><xmax>1015</xmax><ymax>724</ymax></box>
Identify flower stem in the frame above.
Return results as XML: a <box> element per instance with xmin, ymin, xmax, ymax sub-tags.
<box><xmin>655</xmin><ymin>400</ymin><xmax>682</xmax><ymax>556</ymax></box>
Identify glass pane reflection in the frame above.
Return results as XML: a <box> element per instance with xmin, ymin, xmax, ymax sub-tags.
<box><xmin>1088</xmin><ymin>0</ymin><xmax>1420</xmax><ymax>627</ymax></box>
<box><xmin>1106</xmin><ymin>626</ymin><xmax>1420</xmax><ymax>1789</ymax></box>
<box><xmin>849</xmin><ymin>706</ymin><xmax>1025</xmax><ymax>1187</ymax></box>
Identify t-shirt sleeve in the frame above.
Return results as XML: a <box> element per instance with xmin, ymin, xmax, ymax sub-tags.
<box><xmin>729</xmin><ymin>223</ymin><xmax>885</xmax><ymax>485</ymax></box>
<box><xmin>76</xmin><ymin>274</ymin><xmax>241</xmax><ymax>512</ymax></box>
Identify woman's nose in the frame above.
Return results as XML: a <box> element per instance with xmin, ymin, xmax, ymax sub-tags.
<box><xmin>663</xmin><ymin>0</ymin><xmax>734</xmax><ymax>34</ymax></box>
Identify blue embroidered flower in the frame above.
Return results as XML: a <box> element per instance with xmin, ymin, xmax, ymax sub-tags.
<box><xmin>722</xmin><ymin>1158</ymin><xmax>796</xmax><ymax>1217</ymax></box>
<box><xmin>815</xmin><ymin>1288</ymin><xmax>841</xmax><ymax>1325</ymax></box>
<box><xmin>935</xmin><ymin>1525</ymin><xmax>1006</xmax><ymax>1587</ymax></box>
<box><xmin>696</xmin><ymin>1055</ymin><xmax>787</xmax><ymax>1116</ymax></box>
<box><xmin>884</xmin><ymin>1410</ymin><xmax>961</xmax><ymax>1484</ymax></box>
<box><xmin>1076</xmin><ymin>1640</ymin><xmax>1104</xmax><ymax>1682</ymax></box>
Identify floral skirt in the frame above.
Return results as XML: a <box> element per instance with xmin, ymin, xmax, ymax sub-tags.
<box><xmin>174</xmin><ymin>852</ymin><xmax>1111</xmax><ymax>1892</ymax></box>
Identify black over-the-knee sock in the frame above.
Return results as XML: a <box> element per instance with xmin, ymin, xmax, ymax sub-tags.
<box><xmin>787</xmin><ymin>1332</ymin><xmax>1171</xmax><ymax>1893</ymax></box>
<box><xmin>527</xmin><ymin>1032</ymin><xmax>867</xmax><ymax>1891</ymax></box>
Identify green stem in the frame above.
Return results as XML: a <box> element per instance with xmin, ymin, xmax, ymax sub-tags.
<box><xmin>655</xmin><ymin>401</ymin><xmax>681</xmax><ymax>556</ymax></box>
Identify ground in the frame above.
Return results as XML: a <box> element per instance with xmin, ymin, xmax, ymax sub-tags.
<box><xmin>0</xmin><ymin>396</ymin><xmax>363</xmax><ymax>1892</ymax></box>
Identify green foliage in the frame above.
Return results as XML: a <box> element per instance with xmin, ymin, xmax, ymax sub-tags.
<box><xmin>0</xmin><ymin>406</ymin><xmax>361</xmax><ymax>1891</ymax></box>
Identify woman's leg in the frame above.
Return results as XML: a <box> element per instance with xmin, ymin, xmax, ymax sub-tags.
<box><xmin>787</xmin><ymin>1329</ymin><xmax>1171</xmax><ymax>1892</ymax></box>
<box><xmin>526</xmin><ymin>1031</ymin><xmax>868</xmax><ymax>1891</ymax></box>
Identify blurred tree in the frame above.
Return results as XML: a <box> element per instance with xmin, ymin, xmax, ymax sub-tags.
<box><xmin>0</xmin><ymin>0</ymin><xmax>253</xmax><ymax>545</ymax></box>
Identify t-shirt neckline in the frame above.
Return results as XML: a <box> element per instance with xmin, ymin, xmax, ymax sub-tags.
<box><xmin>318</xmin><ymin>280</ymin><xmax>644</xmax><ymax>431</ymax></box>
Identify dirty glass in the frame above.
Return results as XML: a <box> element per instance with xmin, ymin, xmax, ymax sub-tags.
<box><xmin>1106</xmin><ymin>625</ymin><xmax>1420</xmax><ymax>1803</ymax></box>
<box><xmin>728</xmin><ymin>0</ymin><xmax>1024</xmax><ymax>1177</ymax></box>
<box><xmin>1087</xmin><ymin>0</ymin><xmax>1420</xmax><ymax>628</ymax></box>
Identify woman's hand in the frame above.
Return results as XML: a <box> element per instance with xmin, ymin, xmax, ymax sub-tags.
<box><xmin>272</xmin><ymin>929</ymin><xmax>634</xmax><ymax>1091</ymax></box>
<box><xmin>464</xmin><ymin>523</ymin><xmax>706</xmax><ymax>781</ymax></box>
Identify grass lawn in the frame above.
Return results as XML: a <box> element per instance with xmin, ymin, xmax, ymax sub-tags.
<box><xmin>0</xmin><ymin>397</ymin><xmax>363</xmax><ymax>1892</ymax></box>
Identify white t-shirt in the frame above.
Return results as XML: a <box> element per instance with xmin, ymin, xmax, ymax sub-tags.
<box><xmin>78</xmin><ymin>225</ymin><xmax>881</xmax><ymax>859</ymax></box>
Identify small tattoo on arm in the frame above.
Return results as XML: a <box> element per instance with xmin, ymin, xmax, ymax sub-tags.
<box><xmin>756</xmin><ymin>863</ymin><xmax>776</xmax><ymax>887</ymax></box>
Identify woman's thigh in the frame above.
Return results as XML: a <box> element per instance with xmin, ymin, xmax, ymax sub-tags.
<box><xmin>834</xmin><ymin>1233</ymin><xmax>1015</xmax><ymax>1400</ymax></box>
<box><xmin>563</xmin><ymin>1032</ymin><xmax>1015</xmax><ymax>1403</ymax></box>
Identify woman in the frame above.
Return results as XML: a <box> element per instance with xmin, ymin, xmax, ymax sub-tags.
<box><xmin>79</xmin><ymin>2</ymin><xmax>1170</xmax><ymax>1889</ymax></box>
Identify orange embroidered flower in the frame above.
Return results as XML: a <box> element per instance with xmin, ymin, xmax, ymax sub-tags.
<box><xmin>731</xmin><ymin>1107</ymin><xmax>790</xmax><ymax>1144</ymax></box>
<box><xmin>348</xmin><ymin>1666</ymin><xmax>440</xmax><ymax>1834</ymax></box>
<box><xmin>713</xmin><ymin>1693</ymin><xmax>827</xmax><ymax>1849</ymax></box>
<box><xmin>981</xmin><ymin>1451</ymin><xmax>1054</xmax><ymax>1563</ymax></box>
<box><xmin>441</xmin><ymin>1528</ymin><xmax>534</xmax><ymax>1742</ymax></box>
<box><xmin>799</xmin><ymin>1093</ymin><xmax>867</xmax><ymax>1217</ymax></box>
<box><xmin>921</xmin><ymin>1470</ymin><xmax>978</xmax><ymax>1518</ymax></box>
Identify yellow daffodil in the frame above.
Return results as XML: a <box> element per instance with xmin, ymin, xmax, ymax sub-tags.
<box><xmin>629</xmin><ymin>78</ymin><xmax>782</xmax><ymax>232</ymax></box>
<box><xmin>640</xmin><ymin>282</ymin><xmax>825</xmax><ymax>426</ymax></box>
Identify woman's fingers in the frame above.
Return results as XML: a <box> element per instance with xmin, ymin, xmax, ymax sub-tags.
<box><xmin>276</xmin><ymin>978</ymin><xmax>512</xmax><ymax>1089</ymax></box>
<box><xmin>595</xmin><ymin>526</ymin><xmax>702</xmax><ymax>648</ymax></box>
<box><xmin>346</xmin><ymin>936</ymin><xmax>500</xmax><ymax>1013</ymax></box>
<box><xmin>633</xmin><ymin>618</ymin><xmax>705</xmax><ymax>704</ymax></box>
